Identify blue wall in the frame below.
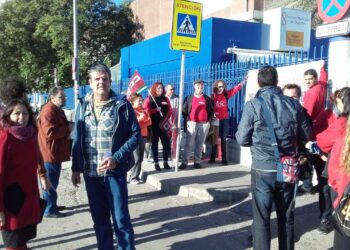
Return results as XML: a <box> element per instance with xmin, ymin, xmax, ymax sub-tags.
<box><xmin>121</xmin><ymin>18</ymin><xmax>214</xmax><ymax>80</ymax></box>
<box><xmin>121</xmin><ymin>18</ymin><xmax>273</xmax><ymax>81</ymax></box>
<box><xmin>121</xmin><ymin>17</ymin><xmax>330</xmax><ymax>82</ymax></box>
<box><xmin>211</xmin><ymin>18</ymin><xmax>270</xmax><ymax>62</ymax></box>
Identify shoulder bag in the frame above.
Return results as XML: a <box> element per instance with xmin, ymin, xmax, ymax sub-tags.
<box><xmin>258</xmin><ymin>96</ymin><xmax>299</xmax><ymax>184</ymax></box>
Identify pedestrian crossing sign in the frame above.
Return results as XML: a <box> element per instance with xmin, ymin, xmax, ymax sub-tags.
<box><xmin>171</xmin><ymin>0</ymin><xmax>202</xmax><ymax>51</ymax></box>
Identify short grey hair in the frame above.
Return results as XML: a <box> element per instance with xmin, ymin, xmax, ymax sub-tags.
<box><xmin>88</xmin><ymin>64</ymin><xmax>111</xmax><ymax>80</ymax></box>
<box><xmin>165</xmin><ymin>84</ymin><xmax>174</xmax><ymax>90</ymax></box>
<box><xmin>48</xmin><ymin>86</ymin><xmax>64</xmax><ymax>100</ymax></box>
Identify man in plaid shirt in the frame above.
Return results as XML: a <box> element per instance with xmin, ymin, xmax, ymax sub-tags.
<box><xmin>71</xmin><ymin>64</ymin><xmax>140</xmax><ymax>250</ymax></box>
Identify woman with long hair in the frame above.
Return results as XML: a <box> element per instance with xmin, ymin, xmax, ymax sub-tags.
<box><xmin>308</xmin><ymin>88</ymin><xmax>350</xmax><ymax>234</ymax></box>
<box><xmin>308</xmin><ymin>87</ymin><xmax>350</xmax><ymax>249</ymax></box>
<box><xmin>0</xmin><ymin>99</ymin><xmax>48</xmax><ymax>250</ymax></box>
<box><xmin>143</xmin><ymin>82</ymin><xmax>172</xmax><ymax>171</ymax></box>
<box><xmin>209</xmin><ymin>79</ymin><xmax>245</xmax><ymax>165</ymax></box>
<box><xmin>327</xmin><ymin>115</ymin><xmax>350</xmax><ymax>249</ymax></box>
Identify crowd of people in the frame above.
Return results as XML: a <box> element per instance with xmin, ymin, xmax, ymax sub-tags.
<box><xmin>0</xmin><ymin>62</ymin><xmax>350</xmax><ymax>250</ymax></box>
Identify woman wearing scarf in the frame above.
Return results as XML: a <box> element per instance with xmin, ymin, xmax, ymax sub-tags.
<box><xmin>0</xmin><ymin>99</ymin><xmax>47</xmax><ymax>250</ymax></box>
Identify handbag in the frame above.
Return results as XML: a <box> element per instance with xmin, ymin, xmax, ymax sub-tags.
<box><xmin>332</xmin><ymin>184</ymin><xmax>350</xmax><ymax>237</ymax></box>
<box><xmin>4</xmin><ymin>183</ymin><xmax>26</xmax><ymax>215</ymax></box>
<box><xmin>258</xmin><ymin>96</ymin><xmax>299</xmax><ymax>184</ymax></box>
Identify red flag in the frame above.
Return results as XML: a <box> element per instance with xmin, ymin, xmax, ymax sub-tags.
<box><xmin>126</xmin><ymin>71</ymin><xmax>147</xmax><ymax>100</ymax></box>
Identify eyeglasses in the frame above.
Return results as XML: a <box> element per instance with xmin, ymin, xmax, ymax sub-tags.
<box><xmin>218</xmin><ymin>86</ymin><xmax>224</xmax><ymax>89</ymax></box>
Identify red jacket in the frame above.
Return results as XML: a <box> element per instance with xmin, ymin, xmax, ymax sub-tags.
<box><xmin>315</xmin><ymin>112</ymin><xmax>347</xmax><ymax>153</ymax></box>
<box><xmin>212</xmin><ymin>84</ymin><xmax>242</xmax><ymax>120</ymax></box>
<box><xmin>0</xmin><ymin>131</ymin><xmax>41</xmax><ymax>230</ymax></box>
<box><xmin>302</xmin><ymin>67</ymin><xmax>327</xmax><ymax>122</ymax></box>
<box><xmin>133</xmin><ymin>107</ymin><xmax>152</xmax><ymax>137</ymax></box>
<box><xmin>38</xmin><ymin>101</ymin><xmax>71</xmax><ymax>163</ymax></box>
<box><xmin>327</xmin><ymin>137</ymin><xmax>350</xmax><ymax>208</ymax></box>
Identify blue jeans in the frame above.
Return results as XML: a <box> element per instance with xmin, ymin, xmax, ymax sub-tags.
<box><xmin>251</xmin><ymin>169</ymin><xmax>296</xmax><ymax>250</ymax></box>
<box><xmin>84</xmin><ymin>174</ymin><xmax>135</xmax><ymax>250</ymax></box>
<box><xmin>43</xmin><ymin>162</ymin><xmax>62</xmax><ymax>216</ymax></box>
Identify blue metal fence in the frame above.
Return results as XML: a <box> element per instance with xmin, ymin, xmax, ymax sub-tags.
<box><xmin>119</xmin><ymin>46</ymin><xmax>327</xmax><ymax>137</ymax></box>
<box><xmin>31</xmin><ymin>47</ymin><xmax>327</xmax><ymax>137</ymax></box>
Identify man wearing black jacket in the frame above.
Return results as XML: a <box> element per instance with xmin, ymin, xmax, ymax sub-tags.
<box><xmin>236</xmin><ymin>66</ymin><xmax>312</xmax><ymax>250</ymax></box>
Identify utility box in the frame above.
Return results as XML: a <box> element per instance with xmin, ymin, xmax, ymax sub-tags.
<box><xmin>264</xmin><ymin>7</ymin><xmax>311</xmax><ymax>51</ymax></box>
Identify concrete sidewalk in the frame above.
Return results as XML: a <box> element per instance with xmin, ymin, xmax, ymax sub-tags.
<box><xmin>141</xmin><ymin>161</ymin><xmax>251</xmax><ymax>203</ymax></box>
<box><xmin>0</xmin><ymin>160</ymin><xmax>334</xmax><ymax>249</ymax></box>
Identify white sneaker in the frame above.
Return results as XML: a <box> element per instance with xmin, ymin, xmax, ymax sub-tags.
<box><xmin>130</xmin><ymin>179</ymin><xmax>140</xmax><ymax>185</ymax></box>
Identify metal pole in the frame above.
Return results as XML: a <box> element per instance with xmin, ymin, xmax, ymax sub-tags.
<box><xmin>73</xmin><ymin>0</ymin><xmax>79</xmax><ymax>108</ymax></box>
<box><xmin>175</xmin><ymin>51</ymin><xmax>186</xmax><ymax>172</ymax></box>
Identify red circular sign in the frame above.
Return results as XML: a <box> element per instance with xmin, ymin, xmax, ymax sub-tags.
<box><xmin>318</xmin><ymin>0</ymin><xmax>350</xmax><ymax>23</ymax></box>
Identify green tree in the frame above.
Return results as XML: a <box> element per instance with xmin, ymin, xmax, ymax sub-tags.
<box><xmin>0</xmin><ymin>0</ymin><xmax>143</xmax><ymax>92</ymax></box>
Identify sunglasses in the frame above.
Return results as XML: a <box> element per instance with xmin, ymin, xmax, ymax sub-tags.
<box><xmin>218</xmin><ymin>86</ymin><xmax>224</xmax><ymax>89</ymax></box>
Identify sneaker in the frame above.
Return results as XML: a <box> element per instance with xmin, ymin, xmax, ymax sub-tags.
<box><xmin>154</xmin><ymin>163</ymin><xmax>161</xmax><ymax>171</ymax></box>
<box><xmin>163</xmin><ymin>162</ymin><xmax>171</xmax><ymax>169</ymax></box>
<box><xmin>193</xmin><ymin>163</ymin><xmax>202</xmax><ymax>169</ymax></box>
<box><xmin>179</xmin><ymin>163</ymin><xmax>187</xmax><ymax>170</ymax></box>
<box><xmin>318</xmin><ymin>218</ymin><xmax>333</xmax><ymax>234</ymax></box>
<box><xmin>130</xmin><ymin>179</ymin><xmax>140</xmax><ymax>185</ymax></box>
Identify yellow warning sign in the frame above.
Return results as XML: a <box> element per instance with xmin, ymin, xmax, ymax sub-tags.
<box><xmin>170</xmin><ymin>0</ymin><xmax>203</xmax><ymax>52</ymax></box>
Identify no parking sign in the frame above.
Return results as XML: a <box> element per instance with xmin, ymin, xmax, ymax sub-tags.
<box><xmin>318</xmin><ymin>0</ymin><xmax>350</xmax><ymax>23</ymax></box>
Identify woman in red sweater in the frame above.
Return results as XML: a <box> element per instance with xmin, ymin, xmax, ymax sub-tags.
<box><xmin>0</xmin><ymin>99</ymin><xmax>45</xmax><ymax>250</ymax></box>
<box><xmin>209</xmin><ymin>79</ymin><xmax>245</xmax><ymax>165</ymax></box>
<box><xmin>310</xmin><ymin>87</ymin><xmax>350</xmax><ymax>249</ymax></box>
<box><xmin>328</xmin><ymin>123</ymin><xmax>350</xmax><ymax>249</ymax></box>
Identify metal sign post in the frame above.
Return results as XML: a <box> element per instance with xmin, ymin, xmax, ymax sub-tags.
<box><xmin>174</xmin><ymin>51</ymin><xmax>186</xmax><ymax>172</ymax></box>
<box><xmin>170</xmin><ymin>0</ymin><xmax>202</xmax><ymax>172</ymax></box>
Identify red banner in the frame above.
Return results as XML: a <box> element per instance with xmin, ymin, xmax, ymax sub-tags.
<box><xmin>126</xmin><ymin>71</ymin><xmax>147</xmax><ymax>100</ymax></box>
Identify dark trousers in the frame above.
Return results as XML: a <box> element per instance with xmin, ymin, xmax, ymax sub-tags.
<box><xmin>130</xmin><ymin>137</ymin><xmax>146</xmax><ymax>180</ymax></box>
<box><xmin>210</xmin><ymin>119</ymin><xmax>228</xmax><ymax>161</ymax></box>
<box><xmin>251</xmin><ymin>169</ymin><xmax>296</xmax><ymax>250</ymax></box>
<box><xmin>84</xmin><ymin>175</ymin><xmax>135</xmax><ymax>250</ymax></box>
<box><xmin>151</xmin><ymin>125</ymin><xmax>170</xmax><ymax>163</ymax></box>
<box><xmin>312</xmin><ymin>155</ymin><xmax>333</xmax><ymax>219</ymax></box>
<box><xmin>43</xmin><ymin>162</ymin><xmax>61</xmax><ymax>216</ymax></box>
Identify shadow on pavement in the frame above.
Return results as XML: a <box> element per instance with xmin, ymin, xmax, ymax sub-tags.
<box><xmin>29</xmin><ymin>228</ymin><xmax>96</xmax><ymax>249</ymax></box>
